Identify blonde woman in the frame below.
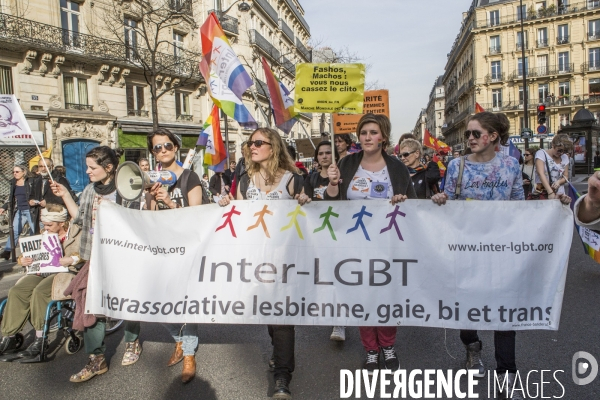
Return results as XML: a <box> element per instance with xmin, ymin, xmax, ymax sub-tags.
<box><xmin>218</xmin><ymin>128</ymin><xmax>302</xmax><ymax>400</ymax></box>
<box><xmin>533</xmin><ymin>134</ymin><xmax>573</xmax><ymax>199</ymax></box>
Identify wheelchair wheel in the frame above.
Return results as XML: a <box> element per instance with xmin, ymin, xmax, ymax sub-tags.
<box><xmin>14</xmin><ymin>333</ymin><xmax>24</xmax><ymax>349</ymax></box>
<box><xmin>65</xmin><ymin>334</ymin><xmax>82</xmax><ymax>355</ymax></box>
<box><xmin>105</xmin><ymin>318</ymin><xmax>123</xmax><ymax>335</ymax></box>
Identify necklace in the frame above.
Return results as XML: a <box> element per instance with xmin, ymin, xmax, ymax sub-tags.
<box><xmin>259</xmin><ymin>170</ymin><xmax>272</xmax><ymax>186</ymax></box>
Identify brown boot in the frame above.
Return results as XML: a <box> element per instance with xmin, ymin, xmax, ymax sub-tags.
<box><xmin>181</xmin><ymin>355</ymin><xmax>196</xmax><ymax>383</ymax></box>
<box><xmin>69</xmin><ymin>354</ymin><xmax>108</xmax><ymax>383</ymax></box>
<box><xmin>167</xmin><ymin>342</ymin><xmax>183</xmax><ymax>367</ymax></box>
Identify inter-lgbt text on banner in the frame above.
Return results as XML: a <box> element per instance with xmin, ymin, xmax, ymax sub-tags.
<box><xmin>86</xmin><ymin>200</ymin><xmax>572</xmax><ymax>331</ymax></box>
<box><xmin>294</xmin><ymin>63</ymin><xmax>365</xmax><ymax>113</ymax></box>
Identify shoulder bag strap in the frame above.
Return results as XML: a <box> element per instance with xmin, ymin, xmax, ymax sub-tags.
<box><xmin>543</xmin><ymin>151</ymin><xmax>553</xmax><ymax>185</ymax></box>
<box><xmin>455</xmin><ymin>156</ymin><xmax>466</xmax><ymax>198</ymax></box>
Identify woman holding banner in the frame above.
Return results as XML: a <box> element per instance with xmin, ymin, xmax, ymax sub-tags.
<box><xmin>323</xmin><ymin>113</ymin><xmax>416</xmax><ymax>375</ymax></box>
<box><xmin>431</xmin><ymin>112</ymin><xmax>570</xmax><ymax>399</ymax></box>
<box><xmin>0</xmin><ymin>204</ymin><xmax>82</xmax><ymax>362</ymax></box>
<box><xmin>218</xmin><ymin>127</ymin><xmax>303</xmax><ymax>400</ymax></box>
<box><xmin>145</xmin><ymin>128</ymin><xmax>203</xmax><ymax>383</ymax></box>
<box><xmin>50</xmin><ymin>146</ymin><xmax>143</xmax><ymax>383</ymax></box>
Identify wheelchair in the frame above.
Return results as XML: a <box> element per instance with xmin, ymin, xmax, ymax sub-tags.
<box><xmin>0</xmin><ymin>273</ymin><xmax>123</xmax><ymax>362</ymax></box>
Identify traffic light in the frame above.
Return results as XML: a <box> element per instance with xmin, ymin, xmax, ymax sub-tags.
<box><xmin>537</xmin><ymin>104</ymin><xmax>546</xmax><ymax>124</ymax></box>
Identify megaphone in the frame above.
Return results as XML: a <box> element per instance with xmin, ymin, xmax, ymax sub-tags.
<box><xmin>116</xmin><ymin>161</ymin><xmax>177</xmax><ymax>201</ymax></box>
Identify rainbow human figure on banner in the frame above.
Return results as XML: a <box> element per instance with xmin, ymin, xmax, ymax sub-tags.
<box><xmin>199</xmin><ymin>13</ymin><xmax>258</xmax><ymax>130</ymax></box>
<box><xmin>261</xmin><ymin>56</ymin><xmax>299</xmax><ymax>133</ymax></box>
<box><xmin>197</xmin><ymin>105</ymin><xmax>227</xmax><ymax>172</ymax></box>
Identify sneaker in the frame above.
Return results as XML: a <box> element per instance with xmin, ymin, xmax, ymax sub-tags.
<box><xmin>121</xmin><ymin>339</ymin><xmax>142</xmax><ymax>366</ymax></box>
<box><xmin>380</xmin><ymin>345</ymin><xmax>400</xmax><ymax>371</ymax></box>
<box><xmin>330</xmin><ymin>326</ymin><xmax>346</xmax><ymax>341</ymax></box>
<box><xmin>363</xmin><ymin>350</ymin><xmax>380</xmax><ymax>376</ymax></box>
<box><xmin>498</xmin><ymin>372</ymin><xmax>524</xmax><ymax>400</ymax></box>
<box><xmin>273</xmin><ymin>377</ymin><xmax>292</xmax><ymax>399</ymax></box>
<box><xmin>465</xmin><ymin>341</ymin><xmax>485</xmax><ymax>378</ymax></box>
<box><xmin>0</xmin><ymin>336</ymin><xmax>18</xmax><ymax>355</ymax></box>
<box><xmin>69</xmin><ymin>354</ymin><xmax>108</xmax><ymax>383</ymax></box>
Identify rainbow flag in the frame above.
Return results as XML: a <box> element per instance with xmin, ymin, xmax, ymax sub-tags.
<box><xmin>568</xmin><ymin>183</ymin><xmax>600</xmax><ymax>264</ymax></box>
<box><xmin>261</xmin><ymin>57</ymin><xmax>298</xmax><ymax>134</ymax></box>
<box><xmin>197</xmin><ymin>105</ymin><xmax>227</xmax><ymax>172</ymax></box>
<box><xmin>200</xmin><ymin>13</ymin><xmax>258</xmax><ymax>130</ymax></box>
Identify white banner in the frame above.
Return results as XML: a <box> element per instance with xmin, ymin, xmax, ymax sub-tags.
<box><xmin>87</xmin><ymin>200</ymin><xmax>573</xmax><ymax>330</ymax></box>
<box><xmin>20</xmin><ymin>233</ymin><xmax>68</xmax><ymax>275</ymax></box>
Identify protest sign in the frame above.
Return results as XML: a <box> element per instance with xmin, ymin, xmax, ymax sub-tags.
<box><xmin>20</xmin><ymin>233</ymin><xmax>68</xmax><ymax>275</ymax></box>
<box><xmin>332</xmin><ymin>90</ymin><xmax>389</xmax><ymax>134</ymax></box>
<box><xmin>294</xmin><ymin>63</ymin><xmax>365</xmax><ymax>113</ymax></box>
<box><xmin>87</xmin><ymin>200</ymin><xmax>572</xmax><ymax>331</ymax></box>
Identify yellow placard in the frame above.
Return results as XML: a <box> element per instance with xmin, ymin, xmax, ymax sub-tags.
<box><xmin>332</xmin><ymin>90</ymin><xmax>390</xmax><ymax>134</ymax></box>
<box><xmin>294</xmin><ymin>63</ymin><xmax>365</xmax><ymax>113</ymax></box>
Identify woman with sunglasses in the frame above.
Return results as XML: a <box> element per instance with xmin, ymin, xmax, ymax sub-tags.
<box><xmin>218</xmin><ymin>128</ymin><xmax>303</xmax><ymax>400</ymax></box>
<box><xmin>0</xmin><ymin>165</ymin><xmax>35</xmax><ymax>260</ymax></box>
<box><xmin>521</xmin><ymin>148</ymin><xmax>536</xmax><ymax>198</ymax></box>
<box><xmin>431</xmin><ymin>112</ymin><xmax>570</xmax><ymax>399</ymax></box>
<box><xmin>398</xmin><ymin>139</ymin><xmax>440</xmax><ymax>199</ymax></box>
<box><xmin>533</xmin><ymin>134</ymin><xmax>573</xmax><ymax>199</ymax></box>
<box><xmin>146</xmin><ymin>128</ymin><xmax>203</xmax><ymax>383</ymax></box>
<box><xmin>50</xmin><ymin>146</ymin><xmax>143</xmax><ymax>382</ymax></box>
<box><xmin>324</xmin><ymin>113</ymin><xmax>416</xmax><ymax>375</ymax></box>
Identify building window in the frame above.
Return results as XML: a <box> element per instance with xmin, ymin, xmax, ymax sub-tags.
<box><xmin>517</xmin><ymin>31</ymin><xmax>528</xmax><ymax>50</ymax></box>
<box><xmin>537</xmin><ymin>28</ymin><xmax>548</xmax><ymax>47</ymax></box>
<box><xmin>124</xmin><ymin>18</ymin><xmax>137</xmax><ymax>60</ymax></box>
<box><xmin>0</xmin><ymin>65</ymin><xmax>13</xmax><ymax>94</ymax></box>
<box><xmin>590</xmin><ymin>48</ymin><xmax>600</xmax><ymax>69</ymax></box>
<box><xmin>173</xmin><ymin>32</ymin><xmax>184</xmax><ymax>58</ymax></box>
<box><xmin>490</xmin><ymin>35</ymin><xmax>500</xmax><ymax>53</ymax></box>
<box><xmin>126</xmin><ymin>85</ymin><xmax>145</xmax><ymax>116</ymax></box>
<box><xmin>558</xmin><ymin>51</ymin><xmax>570</xmax><ymax>72</ymax></box>
<box><xmin>491</xmin><ymin>61</ymin><xmax>502</xmax><ymax>80</ymax></box>
<box><xmin>559</xmin><ymin>81</ymin><xmax>570</xmax><ymax>97</ymax></box>
<box><xmin>538</xmin><ymin>83</ymin><xmax>549</xmax><ymax>102</ymax></box>
<box><xmin>175</xmin><ymin>91</ymin><xmax>190</xmax><ymax>120</ymax></box>
<box><xmin>492</xmin><ymin>89</ymin><xmax>502</xmax><ymax>109</ymax></box>
<box><xmin>519</xmin><ymin>86</ymin><xmax>529</xmax><ymax>105</ymax></box>
<box><xmin>589</xmin><ymin>19</ymin><xmax>600</xmax><ymax>39</ymax></box>
<box><xmin>489</xmin><ymin>10</ymin><xmax>499</xmax><ymax>26</ymax></box>
<box><xmin>518</xmin><ymin>57</ymin><xmax>529</xmax><ymax>76</ymax></box>
<box><xmin>559</xmin><ymin>113</ymin><xmax>570</xmax><ymax>126</ymax></box>
<box><xmin>516</xmin><ymin>4</ymin><xmax>526</xmax><ymax>21</ymax></box>
<box><xmin>590</xmin><ymin>1</ymin><xmax>600</xmax><ymax>10</ymax></box>
<box><xmin>557</xmin><ymin>24</ymin><xmax>569</xmax><ymax>44</ymax></box>
<box><xmin>63</xmin><ymin>76</ymin><xmax>90</xmax><ymax>109</ymax></box>
<box><xmin>60</xmin><ymin>0</ymin><xmax>79</xmax><ymax>32</ymax></box>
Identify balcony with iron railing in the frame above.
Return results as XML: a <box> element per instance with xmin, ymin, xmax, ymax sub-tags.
<box><xmin>282</xmin><ymin>0</ymin><xmax>310</xmax><ymax>33</ymax></box>
<box><xmin>249</xmin><ymin>29</ymin><xmax>281</xmax><ymax>61</ymax></box>
<box><xmin>254</xmin><ymin>0</ymin><xmax>279</xmax><ymax>24</ymax></box>
<box><xmin>509</xmin><ymin>64</ymin><xmax>575</xmax><ymax>80</ymax></box>
<box><xmin>475</xmin><ymin>2</ymin><xmax>600</xmax><ymax>29</ymax></box>
<box><xmin>485</xmin><ymin>73</ymin><xmax>505</xmax><ymax>84</ymax></box>
<box><xmin>66</xmin><ymin>103</ymin><xmax>93</xmax><ymax>111</ymax></box>
<box><xmin>489</xmin><ymin>45</ymin><xmax>501</xmax><ymax>55</ymax></box>
<box><xmin>296</xmin><ymin>37</ymin><xmax>312</xmax><ymax>62</ymax></box>
<box><xmin>170</xmin><ymin>0</ymin><xmax>193</xmax><ymax>17</ymax></box>
<box><xmin>0</xmin><ymin>12</ymin><xmax>201</xmax><ymax>78</ymax></box>
<box><xmin>208</xmin><ymin>10</ymin><xmax>239</xmax><ymax>35</ymax></box>
<box><xmin>176</xmin><ymin>114</ymin><xmax>193</xmax><ymax>122</ymax></box>
<box><xmin>127</xmin><ymin>109</ymin><xmax>149</xmax><ymax>117</ymax></box>
<box><xmin>557</xmin><ymin>35</ymin><xmax>569</xmax><ymax>45</ymax></box>
<box><xmin>279</xmin><ymin>19</ymin><xmax>294</xmax><ymax>43</ymax></box>
<box><xmin>582</xmin><ymin>61</ymin><xmax>600</xmax><ymax>72</ymax></box>
<box><xmin>281</xmin><ymin>56</ymin><xmax>295</xmax><ymax>76</ymax></box>
<box><xmin>537</xmin><ymin>38</ymin><xmax>549</xmax><ymax>48</ymax></box>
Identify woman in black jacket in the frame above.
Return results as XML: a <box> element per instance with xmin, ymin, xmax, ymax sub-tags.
<box><xmin>399</xmin><ymin>138</ymin><xmax>440</xmax><ymax>199</ymax></box>
<box><xmin>322</xmin><ymin>113</ymin><xmax>416</xmax><ymax>376</ymax></box>
<box><xmin>0</xmin><ymin>165</ymin><xmax>35</xmax><ymax>260</ymax></box>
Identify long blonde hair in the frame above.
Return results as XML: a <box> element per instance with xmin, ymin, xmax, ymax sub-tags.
<box><xmin>244</xmin><ymin>128</ymin><xmax>298</xmax><ymax>183</ymax></box>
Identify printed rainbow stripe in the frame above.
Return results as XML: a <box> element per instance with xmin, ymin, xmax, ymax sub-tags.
<box><xmin>200</xmin><ymin>13</ymin><xmax>257</xmax><ymax>130</ymax></box>
<box><xmin>568</xmin><ymin>183</ymin><xmax>600</xmax><ymax>264</ymax></box>
<box><xmin>197</xmin><ymin>105</ymin><xmax>227</xmax><ymax>172</ymax></box>
<box><xmin>261</xmin><ymin>57</ymin><xmax>298</xmax><ymax>134</ymax></box>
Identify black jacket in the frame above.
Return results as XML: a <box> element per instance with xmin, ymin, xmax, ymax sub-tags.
<box><xmin>209</xmin><ymin>173</ymin><xmax>231</xmax><ymax>196</ymax></box>
<box><xmin>30</xmin><ymin>172</ymin><xmax>72</xmax><ymax>206</ymax></box>
<box><xmin>2</xmin><ymin>177</ymin><xmax>34</xmax><ymax>216</ymax></box>
<box><xmin>410</xmin><ymin>165</ymin><xmax>440</xmax><ymax>199</ymax></box>
<box><xmin>324</xmin><ymin>151</ymin><xmax>417</xmax><ymax>200</ymax></box>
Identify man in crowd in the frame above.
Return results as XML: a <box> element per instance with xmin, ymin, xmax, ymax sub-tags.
<box><xmin>224</xmin><ymin>160</ymin><xmax>236</xmax><ymax>185</ymax></box>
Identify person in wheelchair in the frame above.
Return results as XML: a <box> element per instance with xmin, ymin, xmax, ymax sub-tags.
<box><xmin>0</xmin><ymin>204</ymin><xmax>82</xmax><ymax>362</ymax></box>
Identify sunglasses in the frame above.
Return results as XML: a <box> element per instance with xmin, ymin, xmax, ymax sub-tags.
<box><xmin>248</xmin><ymin>140</ymin><xmax>272</xmax><ymax>148</ymax></box>
<box><xmin>400</xmin><ymin>151</ymin><xmax>417</xmax><ymax>158</ymax></box>
<box><xmin>152</xmin><ymin>142</ymin><xmax>175</xmax><ymax>153</ymax></box>
<box><xmin>12</xmin><ymin>170</ymin><xmax>22</xmax><ymax>174</ymax></box>
<box><xmin>464</xmin><ymin>130</ymin><xmax>484</xmax><ymax>139</ymax></box>
<box><xmin>555</xmin><ymin>148</ymin><xmax>566</xmax><ymax>155</ymax></box>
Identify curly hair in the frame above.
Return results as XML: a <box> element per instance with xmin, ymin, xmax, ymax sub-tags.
<box><xmin>243</xmin><ymin>128</ymin><xmax>298</xmax><ymax>183</ymax></box>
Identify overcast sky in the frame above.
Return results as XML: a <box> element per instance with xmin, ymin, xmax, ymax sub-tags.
<box><xmin>301</xmin><ymin>0</ymin><xmax>474</xmax><ymax>143</ymax></box>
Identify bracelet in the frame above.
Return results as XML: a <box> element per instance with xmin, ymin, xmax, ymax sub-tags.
<box><xmin>70</xmin><ymin>256</ymin><xmax>80</xmax><ymax>266</ymax></box>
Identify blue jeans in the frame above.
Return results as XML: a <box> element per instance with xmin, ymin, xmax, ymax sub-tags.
<box><xmin>163</xmin><ymin>323</ymin><xmax>198</xmax><ymax>356</ymax></box>
<box><xmin>4</xmin><ymin>210</ymin><xmax>34</xmax><ymax>252</ymax></box>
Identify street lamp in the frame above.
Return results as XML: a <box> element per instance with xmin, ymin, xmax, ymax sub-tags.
<box><xmin>218</xmin><ymin>0</ymin><xmax>251</xmax><ymax>16</ymax></box>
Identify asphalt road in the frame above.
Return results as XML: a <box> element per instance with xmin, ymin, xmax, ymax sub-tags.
<box><xmin>0</xmin><ymin>232</ymin><xmax>599</xmax><ymax>399</ymax></box>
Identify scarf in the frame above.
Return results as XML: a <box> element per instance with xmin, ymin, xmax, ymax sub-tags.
<box><xmin>93</xmin><ymin>179</ymin><xmax>116</xmax><ymax>195</ymax></box>
<box><xmin>407</xmin><ymin>164</ymin><xmax>426</xmax><ymax>174</ymax></box>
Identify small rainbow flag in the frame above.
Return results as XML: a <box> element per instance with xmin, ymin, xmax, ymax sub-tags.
<box><xmin>568</xmin><ymin>183</ymin><xmax>600</xmax><ymax>264</ymax></box>
<box><xmin>261</xmin><ymin>57</ymin><xmax>298</xmax><ymax>134</ymax></box>
<box><xmin>200</xmin><ymin>13</ymin><xmax>258</xmax><ymax>130</ymax></box>
<box><xmin>197</xmin><ymin>105</ymin><xmax>227</xmax><ymax>172</ymax></box>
